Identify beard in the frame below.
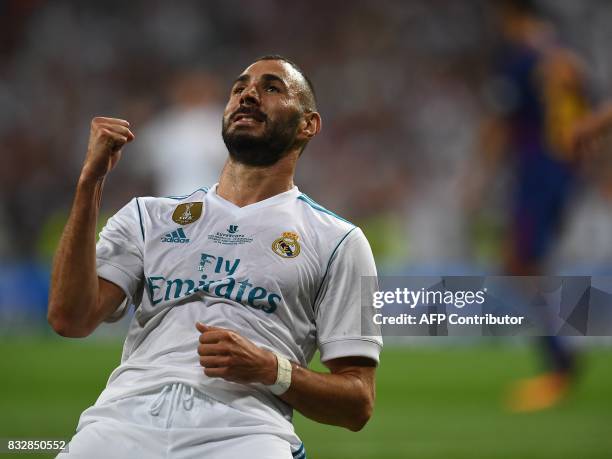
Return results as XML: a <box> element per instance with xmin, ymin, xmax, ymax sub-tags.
<box><xmin>222</xmin><ymin>110</ymin><xmax>301</xmax><ymax>167</ymax></box>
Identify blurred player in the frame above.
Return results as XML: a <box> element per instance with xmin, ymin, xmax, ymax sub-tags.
<box><xmin>469</xmin><ymin>0</ymin><xmax>594</xmax><ymax>412</ymax></box>
<box><xmin>48</xmin><ymin>56</ymin><xmax>382</xmax><ymax>458</ymax></box>
<box><xmin>571</xmin><ymin>102</ymin><xmax>612</xmax><ymax>153</ymax></box>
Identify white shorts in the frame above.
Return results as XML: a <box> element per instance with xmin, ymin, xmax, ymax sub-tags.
<box><xmin>58</xmin><ymin>383</ymin><xmax>306</xmax><ymax>459</ymax></box>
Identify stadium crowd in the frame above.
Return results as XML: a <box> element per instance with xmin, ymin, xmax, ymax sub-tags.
<box><xmin>2</xmin><ymin>0</ymin><xmax>612</xmax><ymax>278</ymax></box>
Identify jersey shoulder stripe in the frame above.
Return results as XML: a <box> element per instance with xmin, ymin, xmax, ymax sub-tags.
<box><xmin>165</xmin><ymin>186</ymin><xmax>209</xmax><ymax>201</ymax></box>
<box><xmin>297</xmin><ymin>193</ymin><xmax>354</xmax><ymax>226</ymax></box>
<box><xmin>314</xmin><ymin>226</ymin><xmax>358</xmax><ymax>303</ymax></box>
<box><xmin>135</xmin><ymin>198</ymin><xmax>145</xmax><ymax>241</ymax></box>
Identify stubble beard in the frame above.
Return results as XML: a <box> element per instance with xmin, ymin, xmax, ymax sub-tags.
<box><xmin>221</xmin><ymin>112</ymin><xmax>301</xmax><ymax>167</ymax></box>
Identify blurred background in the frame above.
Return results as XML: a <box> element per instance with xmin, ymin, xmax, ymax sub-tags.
<box><xmin>1</xmin><ymin>0</ymin><xmax>611</xmax><ymax>458</ymax></box>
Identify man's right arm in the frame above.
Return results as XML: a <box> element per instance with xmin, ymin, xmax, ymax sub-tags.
<box><xmin>48</xmin><ymin>117</ymin><xmax>135</xmax><ymax>337</ymax></box>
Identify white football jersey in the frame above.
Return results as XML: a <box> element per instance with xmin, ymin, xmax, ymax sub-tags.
<box><xmin>95</xmin><ymin>184</ymin><xmax>382</xmax><ymax>426</ymax></box>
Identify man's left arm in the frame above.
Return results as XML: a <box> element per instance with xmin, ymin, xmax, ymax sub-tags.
<box><xmin>196</xmin><ymin>226</ymin><xmax>381</xmax><ymax>431</ymax></box>
<box><xmin>196</xmin><ymin>320</ymin><xmax>375</xmax><ymax>431</ymax></box>
<box><xmin>278</xmin><ymin>356</ymin><xmax>376</xmax><ymax>432</ymax></box>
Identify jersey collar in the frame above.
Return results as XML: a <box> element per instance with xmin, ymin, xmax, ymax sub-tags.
<box><xmin>208</xmin><ymin>183</ymin><xmax>300</xmax><ymax>213</ymax></box>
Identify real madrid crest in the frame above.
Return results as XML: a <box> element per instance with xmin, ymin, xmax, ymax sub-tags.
<box><xmin>172</xmin><ymin>202</ymin><xmax>203</xmax><ymax>225</ymax></box>
<box><xmin>272</xmin><ymin>231</ymin><xmax>301</xmax><ymax>258</ymax></box>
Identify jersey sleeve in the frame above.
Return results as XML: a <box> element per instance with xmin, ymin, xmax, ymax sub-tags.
<box><xmin>96</xmin><ymin>198</ymin><xmax>145</xmax><ymax>322</ymax></box>
<box><xmin>314</xmin><ymin>227</ymin><xmax>383</xmax><ymax>364</ymax></box>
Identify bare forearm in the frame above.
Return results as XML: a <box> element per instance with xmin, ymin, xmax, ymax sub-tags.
<box><xmin>279</xmin><ymin>363</ymin><xmax>375</xmax><ymax>431</ymax></box>
<box><xmin>48</xmin><ymin>176</ymin><xmax>104</xmax><ymax>334</ymax></box>
<box><xmin>195</xmin><ymin>324</ymin><xmax>377</xmax><ymax>431</ymax></box>
<box><xmin>48</xmin><ymin>117</ymin><xmax>134</xmax><ymax>336</ymax></box>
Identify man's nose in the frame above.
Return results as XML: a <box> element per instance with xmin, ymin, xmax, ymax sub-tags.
<box><xmin>240</xmin><ymin>84</ymin><xmax>260</xmax><ymax>105</ymax></box>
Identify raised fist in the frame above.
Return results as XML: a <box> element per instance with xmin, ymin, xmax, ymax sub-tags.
<box><xmin>81</xmin><ymin>117</ymin><xmax>135</xmax><ymax>181</ymax></box>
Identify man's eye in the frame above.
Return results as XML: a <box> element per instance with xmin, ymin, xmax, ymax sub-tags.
<box><xmin>266</xmin><ymin>86</ymin><xmax>280</xmax><ymax>93</ymax></box>
<box><xmin>233</xmin><ymin>86</ymin><xmax>245</xmax><ymax>94</ymax></box>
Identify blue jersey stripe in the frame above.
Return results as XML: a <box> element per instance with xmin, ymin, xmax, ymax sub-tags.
<box><xmin>135</xmin><ymin>198</ymin><xmax>145</xmax><ymax>241</ymax></box>
<box><xmin>165</xmin><ymin>186</ymin><xmax>209</xmax><ymax>200</ymax></box>
<box><xmin>297</xmin><ymin>194</ymin><xmax>353</xmax><ymax>225</ymax></box>
<box><xmin>314</xmin><ymin>226</ymin><xmax>358</xmax><ymax>305</ymax></box>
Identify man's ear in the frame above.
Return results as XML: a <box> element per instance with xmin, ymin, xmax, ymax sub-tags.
<box><xmin>301</xmin><ymin>111</ymin><xmax>322</xmax><ymax>140</ymax></box>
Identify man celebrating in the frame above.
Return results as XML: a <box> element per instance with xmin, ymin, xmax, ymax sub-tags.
<box><xmin>49</xmin><ymin>56</ymin><xmax>382</xmax><ymax>458</ymax></box>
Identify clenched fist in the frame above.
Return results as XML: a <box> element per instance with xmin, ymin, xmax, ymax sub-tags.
<box><xmin>81</xmin><ymin>117</ymin><xmax>135</xmax><ymax>182</ymax></box>
<box><xmin>196</xmin><ymin>322</ymin><xmax>278</xmax><ymax>385</ymax></box>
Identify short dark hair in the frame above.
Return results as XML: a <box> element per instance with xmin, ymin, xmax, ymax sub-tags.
<box><xmin>254</xmin><ymin>55</ymin><xmax>317</xmax><ymax>112</ymax></box>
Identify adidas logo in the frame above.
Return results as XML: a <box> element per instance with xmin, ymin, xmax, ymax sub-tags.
<box><xmin>161</xmin><ymin>228</ymin><xmax>190</xmax><ymax>243</ymax></box>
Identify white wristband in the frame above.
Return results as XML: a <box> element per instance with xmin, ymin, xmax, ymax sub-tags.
<box><xmin>269</xmin><ymin>353</ymin><xmax>292</xmax><ymax>395</ymax></box>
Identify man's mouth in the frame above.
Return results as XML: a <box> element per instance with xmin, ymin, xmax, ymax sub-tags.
<box><xmin>232</xmin><ymin>110</ymin><xmax>266</xmax><ymax>125</ymax></box>
<box><xmin>234</xmin><ymin>115</ymin><xmax>261</xmax><ymax>124</ymax></box>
